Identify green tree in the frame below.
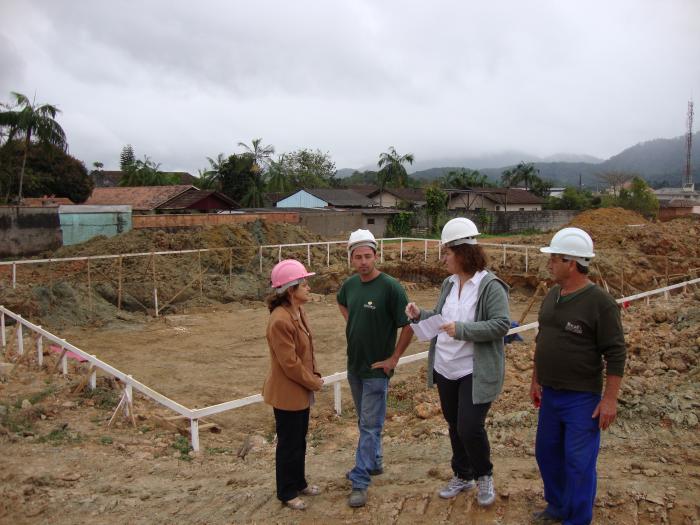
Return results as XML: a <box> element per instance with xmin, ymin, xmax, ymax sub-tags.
<box><xmin>501</xmin><ymin>162</ymin><xmax>538</xmax><ymax>190</ymax></box>
<box><xmin>615</xmin><ymin>176</ymin><xmax>659</xmax><ymax>218</ymax></box>
<box><xmin>544</xmin><ymin>187</ymin><xmax>595</xmax><ymax>210</ymax></box>
<box><xmin>265</xmin><ymin>157</ymin><xmax>293</xmax><ymax>193</ymax></box>
<box><xmin>425</xmin><ymin>185</ymin><xmax>447</xmax><ymax>235</ymax></box>
<box><xmin>0</xmin><ymin>91</ymin><xmax>67</xmax><ymax>203</ymax></box>
<box><xmin>343</xmin><ymin>170</ymin><xmax>379</xmax><ymax>186</ymax></box>
<box><xmin>119</xmin><ymin>156</ymin><xmax>178</xmax><ymax>186</ymax></box>
<box><xmin>377</xmin><ymin>146</ymin><xmax>414</xmax><ymax>190</ymax></box>
<box><xmin>387</xmin><ymin>211</ymin><xmax>413</xmax><ymax>236</ymax></box>
<box><xmin>0</xmin><ymin>140</ymin><xmax>93</xmax><ymax>203</ymax></box>
<box><xmin>238</xmin><ymin>138</ymin><xmax>275</xmax><ymax>173</ymax></box>
<box><xmin>442</xmin><ymin>168</ymin><xmax>491</xmax><ymax>189</ymax></box>
<box><xmin>218</xmin><ymin>153</ymin><xmax>257</xmax><ymax>204</ymax></box>
<box><xmin>196</xmin><ymin>153</ymin><xmax>226</xmax><ymax>190</ymax></box>
<box><xmin>119</xmin><ymin>144</ymin><xmax>136</xmax><ymax>172</ymax></box>
<box><xmin>501</xmin><ymin>161</ymin><xmax>551</xmax><ymax>197</ymax></box>
<box><xmin>275</xmin><ymin>149</ymin><xmax>337</xmax><ymax>188</ymax></box>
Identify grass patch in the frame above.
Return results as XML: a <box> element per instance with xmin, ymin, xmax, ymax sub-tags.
<box><xmin>309</xmin><ymin>426</ymin><xmax>325</xmax><ymax>447</ymax></box>
<box><xmin>172</xmin><ymin>435</ymin><xmax>192</xmax><ymax>461</ymax></box>
<box><xmin>205</xmin><ymin>446</ymin><xmax>232</xmax><ymax>455</ymax></box>
<box><xmin>82</xmin><ymin>387</ymin><xmax>119</xmax><ymax>409</ymax></box>
<box><xmin>386</xmin><ymin>392</ymin><xmax>412</xmax><ymax>412</ymax></box>
<box><xmin>1</xmin><ymin>402</ymin><xmax>41</xmax><ymax>434</ymax></box>
<box><xmin>100</xmin><ymin>436</ymin><xmax>113</xmax><ymax>445</ymax></box>
<box><xmin>38</xmin><ymin>424</ymin><xmax>82</xmax><ymax>444</ymax></box>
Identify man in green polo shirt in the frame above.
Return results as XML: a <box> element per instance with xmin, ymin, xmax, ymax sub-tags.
<box><xmin>530</xmin><ymin>227</ymin><xmax>626</xmax><ymax>525</ymax></box>
<box><xmin>337</xmin><ymin>229</ymin><xmax>413</xmax><ymax>508</ymax></box>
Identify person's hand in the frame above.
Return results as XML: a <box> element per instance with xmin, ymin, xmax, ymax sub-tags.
<box><xmin>405</xmin><ymin>302</ymin><xmax>420</xmax><ymax>321</ymax></box>
<box><xmin>592</xmin><ymin>397</ymin><xmax>617</xmax><ymax>430</ymax></box>
<box><xmin>371</xmin><ymin>355</ymin><xmax>399</xmax><ymax>375</ymax></box>
<box><xmin>530</xmin><ymin>380</ymin><xmax>542</xmax><ymax>408</ymax></box>
<box><xmin>439</xmin><ymin>322</ymin><xmax>456</xmax><ymax>338</ymax></box>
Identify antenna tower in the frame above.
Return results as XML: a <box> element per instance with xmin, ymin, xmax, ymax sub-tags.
<box><xmin>684</xmin><ymin>100</ymin><xmax>694</xmax><ymax>191</ymax></box>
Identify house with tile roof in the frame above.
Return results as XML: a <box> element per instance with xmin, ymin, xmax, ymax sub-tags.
<box><xmin>446</xmin><ymin>187</ymin><xmax>544</xmax><ymax>211</ymax></box>
<box><xmin>84</xmin><ymin>185</ymin><xmax>238</xmax><ymax>212</ymax></box>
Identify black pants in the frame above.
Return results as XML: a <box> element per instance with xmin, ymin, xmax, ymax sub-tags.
<box><xmin>273</xmin><ymin>407</ymin><xmax>310</xmax><ymax>502</ymax></box>
<box><xmin>434</xmin><ymin>371</ymin><xmax>493</xmax><ymax>479</ymax></box>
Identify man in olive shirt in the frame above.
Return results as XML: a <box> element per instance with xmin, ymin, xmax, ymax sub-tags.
<box><xmin>530</xmin><ymin>228</ymin><xmax>626</xmax><ymax>525</ymax></box>
<box><xmin>337</xmin><ymin>229</ymin><xmax>413</xmax><ymax>508</ymax></box>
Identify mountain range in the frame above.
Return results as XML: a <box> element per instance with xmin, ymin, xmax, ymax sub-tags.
<box><xmin>338</xmin><ymin>133</ymin><xmax>700</xmax><ymax>188</ymax></box>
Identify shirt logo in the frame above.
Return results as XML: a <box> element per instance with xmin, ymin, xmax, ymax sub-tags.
<box><xmin>363</xmin><ymin>300</ymin><xmax>376</xmax><ymax>310</ymax></box>
<box><xmin>565</xmin><ymin>321</ymin><xmax>583</xmax><ymax>334</ymax></box>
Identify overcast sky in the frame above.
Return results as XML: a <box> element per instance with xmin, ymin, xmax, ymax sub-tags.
<box><xmin>2</xmin><ymin>0</ymin><xmax>699</xmax><ymax>174</ymax></box>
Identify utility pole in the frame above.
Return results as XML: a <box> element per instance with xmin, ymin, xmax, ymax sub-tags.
<box><xmin>684</xmin><ymin>100</ymin><xmax>694</xmax><ymax>192</ymax></box>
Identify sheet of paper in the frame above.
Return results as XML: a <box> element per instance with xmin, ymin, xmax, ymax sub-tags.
<box><xmin>410</xmin><ymin>314</ymin><xmax>446</xmax><ymax>342</ymax></box>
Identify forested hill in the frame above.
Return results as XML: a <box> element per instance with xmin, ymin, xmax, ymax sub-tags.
<box><xmin>391</xmin><ymin>133</ymin><xmax>700</xmax><ymax>187</ymax></box>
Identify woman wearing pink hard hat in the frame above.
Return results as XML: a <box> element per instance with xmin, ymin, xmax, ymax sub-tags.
<box><xmin>262</xmin><ymin>259</ymin><xmax>324</xmax><ymax>510</ymax></box>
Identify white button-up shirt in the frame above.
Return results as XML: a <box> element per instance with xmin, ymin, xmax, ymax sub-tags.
<box><xmin>434</xmin><ymin>270</ymin><xmax>487</xmax><ymax>380</ymax></box>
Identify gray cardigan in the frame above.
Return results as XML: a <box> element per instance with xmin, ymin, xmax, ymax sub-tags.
<box><xmin>417</xmin><ymin>271</ymin><xmax>510</xmax><ymax>404</ymax></box>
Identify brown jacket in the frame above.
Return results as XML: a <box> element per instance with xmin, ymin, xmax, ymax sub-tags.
<box><xmin>262</xmin><ymin>305</ymin><xmax>323</xmax><ymax>410</ymax></box>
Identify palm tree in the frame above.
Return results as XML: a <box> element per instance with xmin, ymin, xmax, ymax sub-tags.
<box><xmin>0</xmin><ymin>92</ymin><xmax>67</xmax><ymax>203</ymax></box>
<box><xmin>197</xmin><ymin>153</ymin><xmax>226</xmax><ymax>190</ymax></box>
<box><xmin>377</xmin><ymin>146</ymin><xmax>414</xmax><ymax>206</ymax></box>
<box><xmin>265</xmin><ymin>156</ymin><xmax>292</xmax><ymax>193</ymax></box>
<box><xmin>237</xmin><ymin>138</ymin><xmax>274</xmax><ymax>174</ymax></box>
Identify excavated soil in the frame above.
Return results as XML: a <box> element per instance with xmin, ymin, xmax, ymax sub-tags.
<box><xmin>1</xmin><ymin>289</ymin><xmax>699</xmax><ymax>524</ymax></box>
<box><xmin>0</xmin><ymin>208</ymin><xmax>699</xmax><ymax>523</ymax></box>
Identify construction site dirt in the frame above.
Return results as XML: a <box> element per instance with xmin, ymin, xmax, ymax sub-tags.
<box><xmin>1</xmin><ymin>208</ymin><xmax>699</xmax><ymax>524</ymax></box>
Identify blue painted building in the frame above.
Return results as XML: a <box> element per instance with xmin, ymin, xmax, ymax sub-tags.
<box><xmin>58</xmin><ymin>205</ymin><xmax>132</xmax><ymax>246</ymax></box>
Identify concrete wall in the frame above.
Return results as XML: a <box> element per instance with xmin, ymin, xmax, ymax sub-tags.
<box><xmin>0</xmin><ymin>207</ymin><xmax>63</xmax><ymax>257</ymax></box>
<box><xmin>445</xmin><ymin>209</ymin><xmax>579</xmax><ymax>234</ymax></box>
<box><xmin>413</xmin><ymin>209</ymin><xmax>578</xmax><ymax>234</ymax></box>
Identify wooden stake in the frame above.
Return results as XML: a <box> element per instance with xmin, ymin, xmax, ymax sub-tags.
<box><xmin>229</xmin><ymin>248</ymin><xmax>233</xmax><ymax>287</ymax></box>
<box><xmin>117</xmin><ymin>256</ymin><xmax>123</xmax><ymax>311</ymax></box>
<box><xmin>152</xmin><ymin>254</ymin><xmax>159</xmax><ymax>317</ymax></box>
<box><xmin>87</xmin><ymin>259</ymin><xmax>93</xmax><ymax>314</ymax></box>
<box><xmin>518</xmin><ymin>282</ymin><xmax>544</xmax><ymax>325</ymax></box>
<box><xmin>198</xmin><ymin>250</ymin><xmax>204</xmax><ymax>298</ymax></box>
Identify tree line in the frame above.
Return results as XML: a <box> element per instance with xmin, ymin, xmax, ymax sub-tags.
<box><xmin>0</xmin><ymin>89</ymin><xmax>659</xmax><ymax>218</ymax></box>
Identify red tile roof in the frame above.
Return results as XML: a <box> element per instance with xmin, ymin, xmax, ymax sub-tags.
<box><xmin>85</xmin><ymin>185</ymin><xmax>194</xmax><ymax>211</ymax></box>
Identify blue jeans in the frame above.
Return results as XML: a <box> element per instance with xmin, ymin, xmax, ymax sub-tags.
<box><xmin>536</xmin><ymin>387</ymin><xmax>601</xmax><ymax>525</ymax></box>
<box><xmin>347</xmin><ymin>373</ymin><xmax>388</xmax><ymax>490</ymax></box>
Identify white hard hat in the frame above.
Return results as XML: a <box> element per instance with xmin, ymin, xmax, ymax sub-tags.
<box><xmin>348</xmin><ymin>229</ymin><xmax>377</xmax><ymax>253</ymax></box>
<box><xmin>540</xmin><ymin>227</ymin><xmax>595</xmax><ymax>266</ymax></box>
<box><xmin>441</xmin><ymin>218</ymin><xmax>480</xmax><ymax>247</ymax></box>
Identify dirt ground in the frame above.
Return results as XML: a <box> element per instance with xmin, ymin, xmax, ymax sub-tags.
<box><xmin>1</xmin><ymin>285</ymin><xmax>699</xmax><ymax>524</ymax></box>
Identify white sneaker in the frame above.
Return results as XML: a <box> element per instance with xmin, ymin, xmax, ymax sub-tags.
<box><xmin>476</xmin><ymin>475</ymin><xmax>495</xmax><ymax>506</ymax></box>
<box><xmin>438</xmin><ymin>476</ymin><xmax>475</xmax><ymax>499</ymax></box>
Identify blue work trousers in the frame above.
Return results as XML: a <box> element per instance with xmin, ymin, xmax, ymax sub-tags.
<box><xmin>347</xmin><ymin>373</ymin><xmax>388</xmax><ymax>490</ymax></box>
<box><xmin>535</xmin><ymin>387</ymin><xmax>601</xmax><ymax>525</ymax></box>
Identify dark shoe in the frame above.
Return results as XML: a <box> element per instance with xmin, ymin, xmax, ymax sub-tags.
<box><xmin>532</xmin><ymin>509</ymin><xmax>561</xmax><ymax>524</ymax></box>
<box><xmin>348</xmin><ymin>488</ymin><xmax>368</xmax><ymax>508</ymax></box>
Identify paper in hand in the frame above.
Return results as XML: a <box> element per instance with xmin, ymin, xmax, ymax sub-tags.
<box><xmin>410</xmin><ymin>314</ymin><xmax>446</xmax><ymax>342</ymax></box>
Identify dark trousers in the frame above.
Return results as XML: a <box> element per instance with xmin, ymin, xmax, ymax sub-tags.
<box><xmin>434</xmin><ymin>371</ymin><xmax>493</xmax><ymax>480</ymax></box>
<box><xmin>273</xmin><ymin>407</ymin><xmax>310</xmax><ymax>502</ymax></box>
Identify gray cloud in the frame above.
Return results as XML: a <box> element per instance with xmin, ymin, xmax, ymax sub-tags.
<box><xmin>2</xmin><ymin>0</ymin><xmax>699</xmax><ymax>173</ymax></box>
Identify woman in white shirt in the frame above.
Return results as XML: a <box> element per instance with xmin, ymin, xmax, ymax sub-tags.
<box><xmin>406</xmin><ymin>218</ymin><xmax>510</xmax><ymax>507</ymax></box>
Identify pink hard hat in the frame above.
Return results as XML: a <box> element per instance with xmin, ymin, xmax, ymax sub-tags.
<box><xmin>270</xmin><ymin>259</ymin><xmax>315</xmax><ymax>293</ymax></box>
